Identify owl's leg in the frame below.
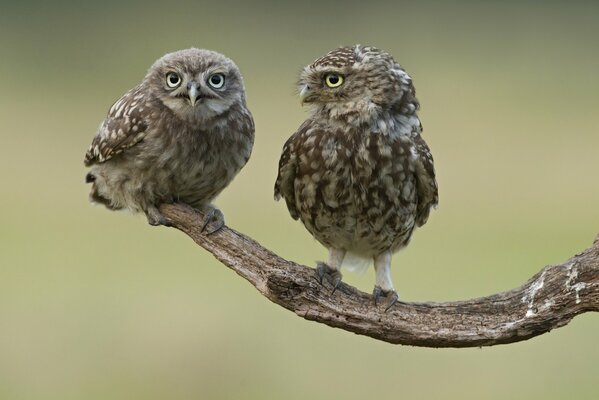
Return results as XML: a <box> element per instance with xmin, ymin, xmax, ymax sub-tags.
<box><xmin>316</xmin><ymin>248</ymin><xmax>345</xmax><ymax>294</ymax></box>
<box><xmin>199</xmin><ymin>204</ymin><xmax>225</xmax><ymax>235</ymax></box>
<box><xmin>145</xmin><ymin>205</ymin><xmax>171</xmax><ymax>227</ymax></box>
<box><xmin>372</xmin><ymin>251</ymin><xmax>399</xmax><ymax>311</ymax></box>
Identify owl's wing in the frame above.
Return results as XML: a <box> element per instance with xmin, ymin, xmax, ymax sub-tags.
<box><xmin>84</xmin><ymin>86</ymin><xmax>149</xmax><ymax>166</ymax></box>
<box><xmin>412</xmin><ymin>135</ymin><xmax>439</xmax><ymax>227</ymax></box>
<box><xmin>274</xmin><ymin>122</ymin><xmax>311</xmax><ymax>220</ymax></box>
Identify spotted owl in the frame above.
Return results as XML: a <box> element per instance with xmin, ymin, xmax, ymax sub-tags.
<box><xmin>84</xmin><ymin>48</ymin><xmax>254</xmax><ymax>232</ymax></box>
<box><xmin>275</xmin><ymin>45</ymin><xmax>438</xmax><ymax>309</ymax></box>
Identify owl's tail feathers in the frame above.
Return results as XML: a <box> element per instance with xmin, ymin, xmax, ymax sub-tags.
<box><xmin>341</xmin><ymin>251</ymin><xmax>371</xmax><ymax>274</ymax></box>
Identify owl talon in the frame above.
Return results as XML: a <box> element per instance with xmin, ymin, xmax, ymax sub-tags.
<box><xmin>373</xmin><ymin>286</ymin><xmax>383</xmax><ymax>306</ymax></box>
<box><xmin>164</xmin><ymin>195</ymin><xmax>178</xmax><ymax>204</ymax></box>
<box><xmin>373</xmin><ymin>286</ymin><xmax>399</xmax><ymax>311</ymax></box>
<box><xmin>315</xmin><ymin>262</ymin><xmax>327</xmax><ymax>284</ymax></box>
<box><xmin>385</xmin><ymin>292</ymin><xmax>399</xmax><ymax>312</ymax></box>
<box><xmin>331</xmin><ymin>276</ymin><xmax>342</xmax><ymax>295</ymax></box>
<box><xmin>146</xmin><ymin>207</ymin><xmax>171</xmax><ymax>227</ymax></box>
<box><xmin>147</xmin><ymin>215</ymin><xmax>171</xmax><ymax>227</ymax></box>
<box><xmin>315</xmin><ymin>262</ymin><xmax>329</xmax><ymax>285</ymax></box>
<box><xmin>158</xmin><ymin>216</ymin><xmax>172</xmax><ymax>227</ymax></box>
<box><xmin>200</xmin><ymin>207</ymin><xmax>225</xmax><ymax>235</ymax></box>
<box><xmin>315</xmin><ymin>262</ymin><xmax>343</xmax><ymax>294</ymax></box>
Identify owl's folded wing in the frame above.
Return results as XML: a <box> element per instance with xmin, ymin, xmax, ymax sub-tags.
<box><xmin>412</xmin><ymin>135</ymin><xmax>439</xmax><ymax>227</ymax></box>
<box><xmin>84</xmin><ymin>86</ymin><xmax>149</xmax><ymax>167</ymax></box>
<box><xmin>274</xmin><ymin>124</ymin><xmax>309</xmax><ymax>221</ymax></box>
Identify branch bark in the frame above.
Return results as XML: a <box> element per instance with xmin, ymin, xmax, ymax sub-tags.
<box><xmin>160</xmin><ymin>203</ymin><xmax>599</xmax><ymax>348</ymax></box>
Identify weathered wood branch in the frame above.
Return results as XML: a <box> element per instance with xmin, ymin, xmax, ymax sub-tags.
<box><xmin>160</xmin><ymin>203</ymin><xmax>599</xmax><ymax>348</ymax></box>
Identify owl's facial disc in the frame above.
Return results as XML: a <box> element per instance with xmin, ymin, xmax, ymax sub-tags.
<box><xmin>163</xmin><ymin>70</ymin><xmax>199</xmax><ymax>107</ymax></box>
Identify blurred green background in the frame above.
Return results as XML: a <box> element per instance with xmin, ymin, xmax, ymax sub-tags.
<box><xmin>1</xmin><ymin>0</ymin><xmax>598</xmax><ymax>399</ymax></box>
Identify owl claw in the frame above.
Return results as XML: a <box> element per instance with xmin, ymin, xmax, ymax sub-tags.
<box><xmin>385</xmin><ymin>292</ymin><xmax>399</xmax><ymax>312</ymax></box>
<box><xmin>373</xmin><ymin>286</ymin><xmax>399</xmax><ymax>312</ymax></box>
<box><xmin>372</xmin><ymin>286</ymin><xmax>382</xmax><ymax>306</ymax></box>
<box><xmin>315</xmin><ymin>262</ymin><xmax>343</xmax><ymax>294</ymax></box>
<box><xmin>164</xmin><ymin>195</ymin><xmax>178</xmax><ymax>204</ymax></box>
<box><xmin>315</xmin><ymin>263</ymin><xmax>327</xmax><ymax>284</ymax></box>
<box><xmin>157</xmin><ymin>216</ymin><xmax>172</xmax><ymax>227</ymax></box>
<box><xmin>146</xmin><ymin>206</ymin><xmax>171</xmax><ymax>227</ymax></box>
<box><xmin>331</xmin><ymin>277</ymin><xmax>342</xmax><ymax>295</ymax></box>
<box><xmin>200</xmin><ymin>207</ymin><xmax>225</xmax><ymax>235</ymax></box>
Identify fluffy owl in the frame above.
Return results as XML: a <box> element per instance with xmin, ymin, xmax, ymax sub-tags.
<box><xmin>84</xmin><ymin>48</ymin><xmax>254</xmax><ymax>232</ymax></box>
<box><xmin>275</xmin><ymin>45</ymin><xmax>438</xmax><ymax>310</ymax></box>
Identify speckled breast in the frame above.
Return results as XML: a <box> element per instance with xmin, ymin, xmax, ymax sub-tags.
<box><xmin>294</xmin><ymin>128</ymin><xmax>418</xmax><ymax>255</ymax></box>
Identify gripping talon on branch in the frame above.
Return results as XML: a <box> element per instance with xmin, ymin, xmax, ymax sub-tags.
<box><xmin>158</xmin><ymin>204</ymin><xmax>599</xmax><ymax>348</ymax></box>
<box><xmin>373</xmin><ymin>286</ymin><xmax>399</xmax><ymax>312</ymax></box>
<box><xmin>200</xmin><ymin>206</ymin><xmax>225</xmax><ymax>235</ymax></box>
<box><xmin>315</xmin><ymin>262</ymin><xmax>343</xmax><ymax>294</ymax></box>
<box><xmin>146</xmin><ymin>205</ymin><xmax>171</xmax><ymax>227</ymax></box>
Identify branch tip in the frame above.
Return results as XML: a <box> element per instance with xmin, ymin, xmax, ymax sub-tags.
<box><xmin>159</xmin><ymin>203</ymin><xmax>599</xmax><ymax>348</ymax></box>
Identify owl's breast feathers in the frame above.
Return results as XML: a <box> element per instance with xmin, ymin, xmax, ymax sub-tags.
<box><xmin>84</xmin><ymin>86</ymin><xmax>150</xmax><ymax>166</ymax></box>
<box><xmin>274</xmin><ymin>119</ymin><xmax>438</xmax><ymax>244</ymax></box>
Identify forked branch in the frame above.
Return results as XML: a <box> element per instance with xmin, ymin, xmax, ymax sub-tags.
<box><xmin>160</xmin><ymin>203</ymin><xmax>599</xmax><ymax>348</ymax></box>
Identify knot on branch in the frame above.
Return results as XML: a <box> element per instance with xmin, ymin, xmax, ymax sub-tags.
<box><xmin>265</xmin><ymin>272</ymin><xmax>308</xmax><ymax>303</ymax></box>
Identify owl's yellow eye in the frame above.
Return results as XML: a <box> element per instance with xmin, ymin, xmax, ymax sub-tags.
<box><xmin>324</xmin><ymin>73</ymin><xmax>344</xmax><ymax>88</ymax></box>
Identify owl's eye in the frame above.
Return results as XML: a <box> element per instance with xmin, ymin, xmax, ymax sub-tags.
<box><xmin>166</xmin><ymin>72</ymin><xmax>182</xmax><ymax>88</ymax></box>
<box><xmin>325</xmin><ymin>73</ymin><xmax>344</xmax><ymax>88</ymax></box>
<box><xmin>208</xmin><ymin>73</ymin><xmax>225</xmax><ymax>89</ymax></box>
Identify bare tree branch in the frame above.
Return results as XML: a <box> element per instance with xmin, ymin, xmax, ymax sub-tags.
<box><xmin>160</xmin><ymin>203</ymin><xmax>599</xmax><ymax>348</ymax></box>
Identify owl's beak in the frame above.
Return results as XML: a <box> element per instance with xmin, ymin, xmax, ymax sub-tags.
<box><xmin>299</xmin><ymin>85</ymin><xmax>316</xmax><ymax>105</ymax></box>
<box><xmin>187</xmin><ymin>82</ymin><xmax>200</xmax><ymax>106</ymax></box>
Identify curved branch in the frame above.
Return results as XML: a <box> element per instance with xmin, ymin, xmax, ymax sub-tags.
<box><xmin>160</xmin><ymin>203</ymin><xmax>599</xmax><ymax>348</ymax></box>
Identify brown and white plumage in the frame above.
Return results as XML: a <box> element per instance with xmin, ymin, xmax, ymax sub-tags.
<box><xmin>85</xmin><ymin>48</ymin><xmax>254</xmax><ymax>229</ymax></box>
<box><xmin>275</xmin><ymin>45</ymin><xmax>437</xmax><ymax>309</ymax></box>
<box><xmin>84</xmin><ymin>86</ymin><xmax>149</xmax><ymax>166</ymax></box>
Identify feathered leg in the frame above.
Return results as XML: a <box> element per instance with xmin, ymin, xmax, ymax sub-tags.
<box><xmin>372</xmin><ymin>251</ymin><xmax>399</xmax><ymax>311</ymax></box>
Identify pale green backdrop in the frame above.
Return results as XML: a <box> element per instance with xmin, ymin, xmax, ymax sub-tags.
<box><xmin>1</xmin><ymin>0</ymin><xmax>598</xmax><ymax>399</ymax></box>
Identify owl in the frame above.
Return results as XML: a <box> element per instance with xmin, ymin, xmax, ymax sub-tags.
<box><xmin>84</xmin><ymin>48</ymin><xmax>254</xmax><ymax>232</ymax></box>
<box><xmin>275</xmin><ymin>45</ymin><xmax>438</xmax><ymax>310</ymax></box>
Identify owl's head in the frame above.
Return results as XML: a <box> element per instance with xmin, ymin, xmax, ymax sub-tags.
<box><xmin>298</xmin><ymin>45</ymin><xmax>418</xmax><ymax>122</ymax></box>
<box><xmin>146</xmin><ymin>48</ymin><xmax>246</xmax><ymax>124</ymax></box>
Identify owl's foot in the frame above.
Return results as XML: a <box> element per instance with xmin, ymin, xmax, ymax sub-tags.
<box><xmin>200</xmin><ymin>206</ymin><xmax>225</xmax><ymax>235</ymax></box>
<box><xmin>373</xmin><ymin>286</ymin><xmax>399</xmax><ymax>312</ymax></box>
<box><xmin>146</xmin><ymin>206</ymin><xmax>171</xmax><ymax>227</ymax></box>
<box><xmin>163</xmin><ymin>195</ymin><xmax>178</xmax><ymax>204</ymax></box>
<box><xmin>315</xmin><ymin>262</ymin><xmax>343</xmax><ymax>294</ymax></box>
